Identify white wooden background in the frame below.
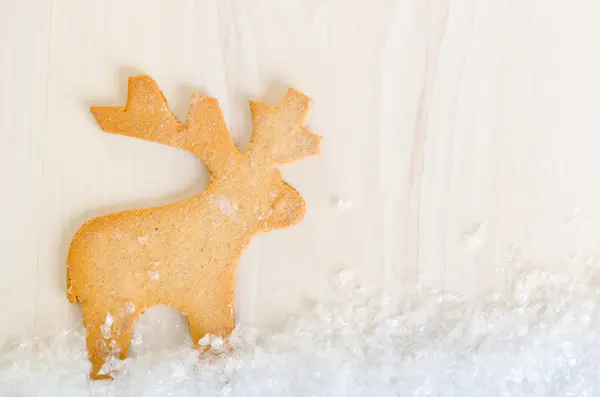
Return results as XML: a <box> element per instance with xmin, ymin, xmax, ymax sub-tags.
<box><xmin>3</xmin><ymin>0</ymin><xmax>600</xmax><ymax>340</ymax></box>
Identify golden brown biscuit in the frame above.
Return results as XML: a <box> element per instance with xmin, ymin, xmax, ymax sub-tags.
<box><xmin>67</xmin><ymin>75</ymin><xmax>321</xmax><ymax>380</ymax></box>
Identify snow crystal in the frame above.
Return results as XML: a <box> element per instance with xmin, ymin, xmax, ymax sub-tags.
<box><xmin>123</xmin><ymin>302</ymin><xmax>136</xmax><ymax>314</ymax></box>
<box><xmin>99</xmin><ymin>313</ymin><xmax>113</xmax><ymax>339</ymax></box>
<box><xmin>216</xmin><ymin>195</ymin><xmax>236</xmax><ymax>216</ymax></box>
<box><xmin>335</xmin><ymin>268</ymin><xmax>355</xmax><ymax>287</ymax></box>
<box><xmin>130</xmin><ymin>333</ymin><xmax>143</xmax><ymax>346</ymax></box>
<box><xmin>3</xmin><ymin>268</ymin><xmax>600</xmax><ymax>396</ymax></box>
<box><xmin>333</xmin><ymin>197</ymin><xmax>352</xmax><ymax>212</ymax></box>
<box><xmin>198</xmin><ymin>334</ymin><xmax>225</xmax><ymax>352</ymax></box>
<box><xmin>147</xmin><ymin>271</ymin><xmax>160</xmax><ymax>281</ymax></box>
<box><xmin>464</xmin><ymin>222</ymin><xmax>486</xmax><ymax>250</ymax></box>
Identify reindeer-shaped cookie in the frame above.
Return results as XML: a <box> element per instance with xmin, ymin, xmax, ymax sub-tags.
<box><xmin>67</xmin><ymin>76</ymin><xmax>321</xmax><ymax>380</ymax></box>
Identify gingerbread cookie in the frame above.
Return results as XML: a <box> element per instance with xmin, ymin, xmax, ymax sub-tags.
<box><xmin>67</xmin><ymin>75</ymin><xmax>321</xmax><ymax>380</ymax></box>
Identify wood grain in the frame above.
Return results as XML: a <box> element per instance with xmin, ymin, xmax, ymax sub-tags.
<box><xmin>3</xmin><ymin>0</ymin><xmax>600</xmax><ymax>340</ymax></box>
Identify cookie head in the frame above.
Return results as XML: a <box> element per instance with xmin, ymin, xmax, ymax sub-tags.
<box><xmin>231</xmin><ymin>88</ymin><xmax>321</xmax><ymax>232</ymax></box>
<box><xmin>213</xmin><ymin>165</ymin><xmax>307</xmax><ymax>233</ymax></box>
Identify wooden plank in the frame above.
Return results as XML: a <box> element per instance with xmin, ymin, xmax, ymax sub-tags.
<box><xmin>2</xmin><ymin>0</ymin><xmax>599</xmax><ymax>338</ymax></box>
<box><xmin>0</xmin><ymin>1</ymin><xmax>51</xmax><ymax>340</ymax></box>
<box><xmin>441</xmin><ymin>1</ymin><xmax>600</xmax><ymax>297</ymax></box>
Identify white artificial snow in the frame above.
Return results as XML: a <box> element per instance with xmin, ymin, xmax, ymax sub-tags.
<box><xmin>198</xmin><ymin>334</ymin><xmax>225</xmax><ymax>352</ymax></box>
<box><xmin>3</xmin><ymin>268</ymin><xmax>600</xmax><ymax>396</ymax></box>
<box><xmin>111</xmin><ymin>231</ymin><xmax>123</xmax><ymax>240</ymax></box>
<box><xmin>99</xmin><ymin>313</ymin><xmax>113</xmax><ymax>339</ymax></box>
<box><xmin>123</xmin><ymin>302</ymin><xmax>136</xmax><ymax>314</ymax></box>
<box><xmin>216</xmin><ymin>195</ymin><xmax>236</xmax><ymax>217</ymax></box>
<box><xmin>463</xmin><ymin>222</ymin><xmax>486</xmax><ymax>250</ymax></box>
<box><xmin>333</xmin><ymin>197</ymin><xmax>352</xmax><ymax>212</ymax></box>
<box><xmin>147</xmin><ymin>271</ymin><xmax>160</xmax><ymax>281</ymax></box>
<box><xmin>335</xmin><ymin>269</ymin><xmax>355</xmax><ymax>287</ymax></box>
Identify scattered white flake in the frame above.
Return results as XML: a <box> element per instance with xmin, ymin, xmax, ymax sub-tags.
<box><xmin>137</xmin><ymin>236</ymin><xmax>149</xmax><ymax>245</ymax></box>
<box><xmin>335</xmin><ymin>269</ymin><xmax>355</xmax><ymax>287</ymax></box>
<box><xmin>5</xmin><ymin>268</ymin><xmax>600</xmax><ymax>395</ymax></box>
<box><xmin>215</xmin><ymin>195</ymin><xmax>236</xmax><ymax>216</ymax></box>
<box><xmin>147</xmin><ymin>271</ymin><xmax>160</xmax><ymax>280</ymax></box>
<box><xmin>131</xmin><ymin>333</ymin><xmax>143</xmax><ymax>346</ymax></box>
<box><xmin>99</xmin><ymin>313</ymin><xmax>113</xmax><ymax>339</ymax></box>
<box><xmin>332</xmin><ymin>197</ymin><xmax>352</xmax><ymax>212</ymax></box>
<box><xmin>463</xmin><ymin>222</ymin><xmax>486</xmax><ymax>250</ymax></box>
<box><xmin>210</xmin><ymin>337</ymin><xmax>224</xmax><ymax>350</ymax></box>
<box><xmin>98</xmin><ymin>356</ymin><xmax>125</xmax><ymax>378</ymax></box>
<box><xmin>151</xmin><ymin>261</ymin><xmax>160</xmax><ymax>267</ymax></box>
<box><xmin>171</xmin><ymin>364</ymin><xmax>187</xmax><ymax>382</ymax></box>
<box><xmin>197</xmin><ymin>334</ymin><xmax>212</xmax><ymax>347</ymax></box>
<box><xmin>198</xmin><ymin>334</ymin><xmax>224</xmax><ymax>351</ymax></box>
<box><xmin>569</xmin><ymin>358</ymin><xmax>577</xmax><ymax>366</ymax></box>
<box><xmin>111</xmin><ymin>231</ymin><xmax>123</xmax><ymax>240</ymax></box>
<box><xmin>97</xmin><ymin>361</ymin><xmax>110</xmax><ymax>376</ymax></box>
<box><xmin>124</xmin><ymin>302</ymin><xmax>136</xmax><ymax>314</ymax></box>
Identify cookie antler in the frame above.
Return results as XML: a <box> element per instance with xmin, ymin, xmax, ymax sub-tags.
<box><xmin>91</xmin><ymin>76</ymin><xmax>320</xmax><ymax>173</ymax></box>
<box><xmin>185</xmin><ymin>95</ymin><xmax>241</xmax><ymax>176</ymax></box>
<box><xmin>90</xmin><ymin>76</ymin><xmax>184</xmax><ymax>148</ymax></box>
<box><xmin>247</xmin><ymin>88</ymin><xmax>321</xmax><ymax>165</ymax></box>
<box><xmin>90</xmin><ymin>76</ymin><xmax>239</xmax><ymax>176</ymax></box>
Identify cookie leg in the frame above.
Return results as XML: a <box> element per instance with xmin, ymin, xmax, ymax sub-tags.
<box><xmin>186</xmin><ymin>301</ymin><xmax>234</xmax><ymax>348</ymax></box>
<box><xmin>82</xmin><ymin>301</ymin><xmax>137</xmax><ymax>380</ymax></box>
